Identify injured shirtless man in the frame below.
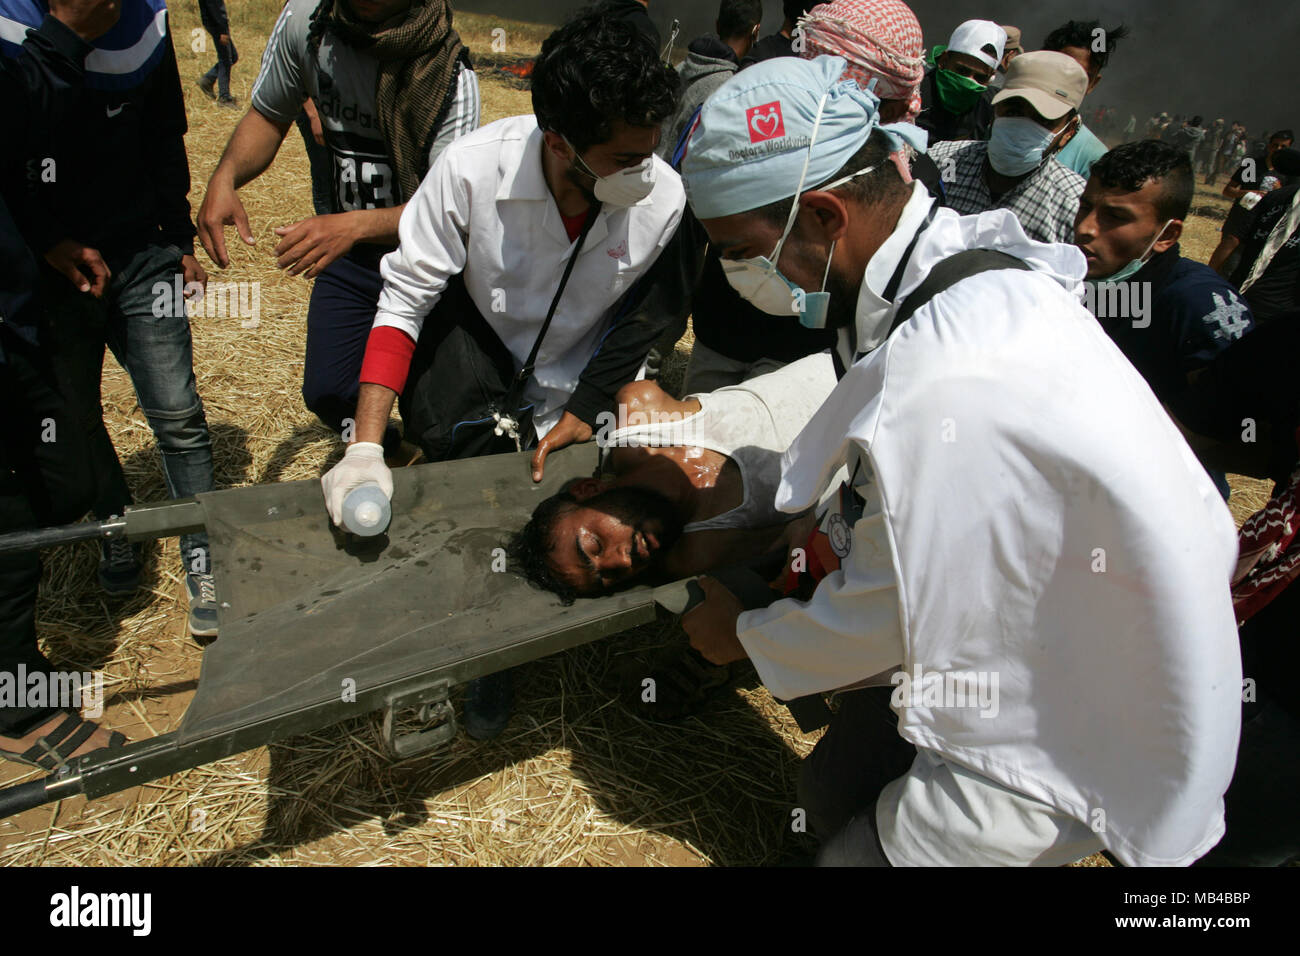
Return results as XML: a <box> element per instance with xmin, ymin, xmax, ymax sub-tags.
<box><xmin>510</xmin><ymin>352</ymin><xmax>837</xmax><ymax>601</ymax></box>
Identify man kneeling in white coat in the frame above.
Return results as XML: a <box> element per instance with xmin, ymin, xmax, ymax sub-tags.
<box><xmin>677</xmin><ymin>55</ymin><xmax>1242</xmax><ymax>866</ymax></box>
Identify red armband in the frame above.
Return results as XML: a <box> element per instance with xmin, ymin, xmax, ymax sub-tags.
<box><xmin>359</xmin><ymin>325</ymin><xmax>418</xmax><ymax>395</ymax></box>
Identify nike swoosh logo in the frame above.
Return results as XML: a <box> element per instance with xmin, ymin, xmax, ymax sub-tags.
<box><xmin>106</xmin><ymin>105</ymin><xmax>124</xmax><ymax>118</ymax></box>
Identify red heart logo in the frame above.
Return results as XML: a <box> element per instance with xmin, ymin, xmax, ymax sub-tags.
<box><xmin>746</xmin><ymin>101</ymin><xmax>786</xmax><ymax>143</ymax></box>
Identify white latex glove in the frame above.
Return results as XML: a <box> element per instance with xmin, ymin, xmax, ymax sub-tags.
<box><xmin>321</xmin><ymin>442</ymin><xmax>393</xmax><ymax>526</ymax></box>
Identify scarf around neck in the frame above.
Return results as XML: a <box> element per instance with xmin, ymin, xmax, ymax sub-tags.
<box><xmin>309</xmin><ymin>0</ymin><xmax>469</xmax><ymax>202</ymax></box>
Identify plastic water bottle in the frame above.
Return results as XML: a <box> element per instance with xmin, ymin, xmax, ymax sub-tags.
<box><xmin>342</xmin><ymin>482</ymin><xmax>391</xmax><ymax>536</ymax></box>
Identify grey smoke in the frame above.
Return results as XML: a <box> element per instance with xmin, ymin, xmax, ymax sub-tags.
<box><xmin>456</xmin><ymin>0</ymin><xmax>1297</xmax><ymax>136</ymax></box>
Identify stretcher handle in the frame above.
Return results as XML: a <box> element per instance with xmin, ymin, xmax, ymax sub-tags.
<box><xmin>0</xmin><ymin>778</ymin><xmax>56</xmax><ymax>818</ymax></box>
<box><xmin>0</xmin><ymin>499</ymin><xmax>205</xmax><ymax>557</ymax></box>
<box><xmin>0</xmin><ymin>516</ymin><xmax>126</xmax><ymax>558</ymax></box>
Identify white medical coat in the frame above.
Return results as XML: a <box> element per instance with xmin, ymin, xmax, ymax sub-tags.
<box><xmin>372</xmin><ymin>114</ymin><xmax>686</xmax><ymax>438</ymax></box>
<box><xmin>737</xmin><ymin>183</ymin><xmax>1243</xmax><ymax>867</ymax></box>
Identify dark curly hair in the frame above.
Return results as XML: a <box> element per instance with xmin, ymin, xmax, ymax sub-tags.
<box><xmin>1042</xmin><ymin>19</ymin><xmax>1130</xmax><ymax>75</ymax></box>
<box><xmin>531</xmin><ymin>5</ymin><xmax>679</xmax><ymax>154</ymax></box>
<box><xmin>1089</xmin><ymin>140</ymin><xmax>1194</xmax><ymax>222</ymax></box>
<box><xmin>783</xmin><ymin>1</ymin><xmax>813</xmax><ymax>24</ymax></box>
<box><xmin>507</xmin><ymin>489</ymin><xmax>580</xmax><ymax>606</ymax></box>
<box><xmin>719</xmin><ymin>0</ymin><xmax>763</xmax><ymax>40</ymax></box>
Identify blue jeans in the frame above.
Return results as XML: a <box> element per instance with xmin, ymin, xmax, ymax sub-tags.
<box><xmin>41</xmin><ymin>241</ymin><xmax>214</xmax><ymax>572</ymax></box>
<box><xmin>201</xmin><ymin>35</ymin><xmax>236</xmax><ymax>99</ymax></box>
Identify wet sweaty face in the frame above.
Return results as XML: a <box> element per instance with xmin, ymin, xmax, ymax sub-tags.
<box><xmin>545</xmin><ymin>487</ymin><xmax>685</xmax><ymax>596</ymax></box>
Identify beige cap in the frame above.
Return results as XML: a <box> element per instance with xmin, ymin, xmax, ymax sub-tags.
<box><xmin>1001</xmin><ymin>25</ymin><xmax>1022</xmax><ymax>52</ymax></box>
<box><xmin>992</xmin><ymin>50</ymin><xmax>1088</xmax><ymax>120</ymax></box>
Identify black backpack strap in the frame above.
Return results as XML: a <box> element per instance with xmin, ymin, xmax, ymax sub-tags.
<box><xmin>503</xmin><ymin>201</ymin><xmax>602</xmax><ymax>410</ymax></box>
<box><xmin>887</xmin><ymin>249</ymin><xmax>1032</xmax><ymax>338</ymax></box>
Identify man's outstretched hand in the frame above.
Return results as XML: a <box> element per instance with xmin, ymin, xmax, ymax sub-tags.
<box><xmin>273</xmin><ymin>212</ymin><xmax>359</xmax><ymax>278</ymax></box>
<box><xmin>531</xmin><ymin>410</ymin><xmax>593</xmax><ymax>482</ymax></box>
<box><xmin>197</xmin><ymin>180</ymin><xmax>256</xmax><ymax>269</ymax></box>
<box><xmin>682</xmin><ymin>576</ymin><xmax>748</xmax><ymax>666</ymax></box>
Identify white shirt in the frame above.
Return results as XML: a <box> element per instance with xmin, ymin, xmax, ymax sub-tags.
<box><xmin>738</xmin><ymin>188</ymin><xmax>1243</xmax><ymax>867</ymax></box>
<box><xmin>374</xmin><ymin>114</ymin><xmax>687</xmax><ymax>437</ymax></box>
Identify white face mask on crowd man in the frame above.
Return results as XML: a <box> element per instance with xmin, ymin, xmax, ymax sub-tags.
<box><xmin>562</xmin><ymin>134</ymin><xmax>657</xmax><ymax>207</ymax></box>
<box><xmin>984</xmin><ymin>51</ymin><xmax>1089</xmax><ymax>178</ymax></box>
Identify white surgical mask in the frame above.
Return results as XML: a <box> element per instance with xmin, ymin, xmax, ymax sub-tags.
<box><xmin>563</xmin><ymin>135</ymin><xmax>656</xmax><ymax>207</ymax></box>
<box><xmin>986</xmin><ymin>115</ymin><xmax>1059</xmax><ymax>177</ymax></box>
<box><xmin>722</xmin><ymin>92</ymin><xmax>876</xmax><ymax>330</ymax></box>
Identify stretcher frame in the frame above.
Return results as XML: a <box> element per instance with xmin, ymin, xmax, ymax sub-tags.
<box><xmin>0</xmin><ymin>447</ymin><xmax>698</xmax><ymax>820</ymax></box>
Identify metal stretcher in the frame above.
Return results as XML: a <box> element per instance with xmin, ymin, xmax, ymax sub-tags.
<box><xmin>0</xmin><ymin>446</ymin><xmax>701</xmax><ymax>819</ymax></box>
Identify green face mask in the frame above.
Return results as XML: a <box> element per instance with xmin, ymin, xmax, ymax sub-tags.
<box><xmin>935</xmin><ymin>67</ymin><xmax>986</xmax><ymax>114</ymax></box>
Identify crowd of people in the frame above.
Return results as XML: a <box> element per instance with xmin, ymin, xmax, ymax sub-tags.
<box><xmin>1</xmin><ymin>0</ymin><xmax>1296</xmax><ymax>867</ymax></box>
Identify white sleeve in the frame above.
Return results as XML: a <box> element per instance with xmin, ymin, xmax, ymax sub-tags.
<box><xmin>425</xmin><ymin>66</ymin><xmax>481</xmax><ymax>168</ymax></box>
<box><xmin>736</xmin><ymin>507</ymin><xmax>905</xmax><ymax>701</ymax></box>
<box><xmin>373</xmin><ymin>145</ymin><xmax>471</xmax><ymax>341</ymax></box>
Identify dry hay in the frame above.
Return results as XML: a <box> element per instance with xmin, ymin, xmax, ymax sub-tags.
<box><xmin>0</xmin><ymin>6</ymin><xmax>1270</xmax><ymax>868</ymax></box>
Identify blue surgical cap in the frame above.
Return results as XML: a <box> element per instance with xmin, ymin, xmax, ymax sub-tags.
<box><xmin>681</xmin><ymin>55</ymin><xmax>927</xmax><ymax>219</ymax></box>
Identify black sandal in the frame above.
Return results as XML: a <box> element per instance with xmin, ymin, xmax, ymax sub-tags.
<box><xmin>1</xmin><ymin>711</ymin><xmax>127</xmax><ymax>772</ymax></box>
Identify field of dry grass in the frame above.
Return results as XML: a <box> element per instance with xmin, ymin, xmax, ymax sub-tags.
<box><xmin>0</xmin><ymin>3</ymin><xmax>1272</xmax><ymax>867</ymax></box>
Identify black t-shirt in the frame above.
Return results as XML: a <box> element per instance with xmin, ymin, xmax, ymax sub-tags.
<box><xmin>1231</xmin><ymin>184</ymin><xmax>1300</xmax><ymax>321</ymax></box>
<box><xmin>741</xmin><ymin>31</ymin><xmax>797</xmax><ymax>66</ymax></box>
<box><xmin>1228</xmin><ymin>152</ymin><xmax>1285</xmax><ymax>192</ymax></box>
<box><xmin>1222</xmin><ymin>157</ymin><xmax>1291</xmax><ymax>240</ymax></box>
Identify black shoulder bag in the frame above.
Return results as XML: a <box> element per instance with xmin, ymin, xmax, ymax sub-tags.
<box><xmin>400</xmin><ymin>203</ymin><xmax>601</xmax><ymax>462</ymax></box>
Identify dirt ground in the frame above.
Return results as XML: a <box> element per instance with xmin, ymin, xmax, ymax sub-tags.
<box><xmin>0</xmin><ymin>5</ymin><xmax>1273</xmax><ymax>866</ymax></box>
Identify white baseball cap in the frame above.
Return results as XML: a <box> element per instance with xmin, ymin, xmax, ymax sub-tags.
<box><xmin>946</xmin><ymin>20</ymin><xmax>1007</xmax><ymax>72</ymax></box>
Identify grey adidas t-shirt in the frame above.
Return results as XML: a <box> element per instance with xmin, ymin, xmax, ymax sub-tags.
<box><xmin>252</xmin><ymin>0</ymin><xmax>480</xmax><ymax>212</ymax></box>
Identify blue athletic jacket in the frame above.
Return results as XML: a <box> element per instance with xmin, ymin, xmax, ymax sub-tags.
<box><xmin>0</xmin><ymin>14</ymin><xmax>92</xmax><ymax>362</ymax></box>
<box><xmin>0</xmin><ymin>0</ymin><xmax>196</xmax><ymax>261</ymax></box>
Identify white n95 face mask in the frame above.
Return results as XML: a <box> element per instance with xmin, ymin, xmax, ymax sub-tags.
<box><xmin>722</xmin><ymin>92</ymin><xmax>877</xmax><ymax>330</ymax></box>
<box><xmin>723</xmin><ymin>237</ymin><xmax>841</xmax><ymax>329</ymax></box>
<box><xmin>564</xmin><ymin>135</ymin><xmax>656</xmax><ymax>207</ymax></box>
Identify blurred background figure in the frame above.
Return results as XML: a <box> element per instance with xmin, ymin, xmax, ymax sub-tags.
<box><xmin>195</xmin><ymin>0</ymin><xmax>238</xmax><ymax>107</ymax></box>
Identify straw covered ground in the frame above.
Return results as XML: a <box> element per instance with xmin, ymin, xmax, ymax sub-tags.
<box><xmin>0</xmin><ymin>3</ymin><xmax>1273</xmax><ymax>867</ymax></box>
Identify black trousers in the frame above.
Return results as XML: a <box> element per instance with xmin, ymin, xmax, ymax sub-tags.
<box><xmin>1196</xmin><ymin>582</ymin><xmax>1300</xmax><ymax>866</ymax></box>
<box><xmin>797</xmin><ymin>685</ymin><xmax>917</xmax><ymax>859</ymax></box>
<box><xmin>0</xmin><ymin>330</ymin><xmax>96</xmax><ymax>735</ymax></box>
